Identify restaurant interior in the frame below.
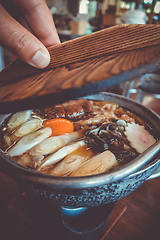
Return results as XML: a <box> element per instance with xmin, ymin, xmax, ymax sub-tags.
<box><xmin>0</xmin><ymin>1</ymin><xmax>160</xmax><ymax>240</ymax></box>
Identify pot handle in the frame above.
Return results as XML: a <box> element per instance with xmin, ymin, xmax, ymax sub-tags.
<box><xmin>147</xmin><ymin>165</ymin><xmax>160</xmax><ymax>180</ymax></box>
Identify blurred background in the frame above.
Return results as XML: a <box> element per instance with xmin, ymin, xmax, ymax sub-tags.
<box><xmin>47</xmin><ymin>0</ymin><xmax>160</xmax><ymax>40</ymax></box>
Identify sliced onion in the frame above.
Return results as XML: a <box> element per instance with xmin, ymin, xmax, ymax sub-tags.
<box><xmin>14</xmin><ymin>118</ymin><xmax>42</xmax><ymax>137</ymax></box>
<box><xmin>71</xmin><ymin>150</ymin><xmax>117</xmax><ymax>177</ymax></box>
<box><xmin>39</xmin><ymin>140</ymin><xmax>85</xmax><ymax>169</ymax></box>
<box><xmin>7</xmin><ymin>127</ymin><xmax>52</xmax><ymax>157</ymax></box>
<box><xmin>29</xmin><ymin>131</ymin><xmax>81</xmax><ymax>156</ymax></box>
<box><xmin>50</xmin><ymin>146</ymin><xmax>93</xmax><ymax>177</ymax></box>
<box><xmin>50</xmin><ymin>155</ymin><xmax>87</xmax><ymax>177</ymax></box>
<box><xmin>7</xmin><ymin>110</ymin><xmax>32</xmax><ymax>131</ymax></box>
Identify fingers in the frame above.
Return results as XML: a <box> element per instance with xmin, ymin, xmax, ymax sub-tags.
<box><xmin>12</xmin><ymin>0</ymin><xmax>60</xmax><ymax>47</ymax></box>
<box><xmin>0</xmin><ymin>0</ymin><xmax>60</xmax><ymax>68</ymax></box>
<box><xmin>0</xmin><ymin>4</ymin><xmax>51</xmax><ymax>68</ymax></box>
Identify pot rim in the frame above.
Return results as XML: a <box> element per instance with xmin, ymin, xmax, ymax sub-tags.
<box><xmin>0</xmin><ymin>92</ymin><xmax>160</xmax><ymax>189</ymax></box>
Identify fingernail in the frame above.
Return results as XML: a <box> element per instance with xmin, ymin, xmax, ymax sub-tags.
<box><xmin>30</xmin><ymin>49</ymin><xmax>50</xmax><ymax>68</ymax></box>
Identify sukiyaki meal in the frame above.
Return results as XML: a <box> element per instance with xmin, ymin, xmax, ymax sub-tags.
<box><xmin>0</xmin><ymin>98</ymin><xmax>157</xmax><ymax>177</ymax></box>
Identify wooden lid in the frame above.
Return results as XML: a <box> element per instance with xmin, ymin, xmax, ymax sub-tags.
<box><xmin>0</xmin><ymin>24</ymin><xmax>160</xmax><ymax>114</ymax></box>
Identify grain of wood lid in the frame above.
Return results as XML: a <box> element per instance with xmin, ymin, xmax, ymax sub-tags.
<box><xmin>0</xmin><ymin>24</ymin><xmax>160</xmax><ymax>83</ymax></box>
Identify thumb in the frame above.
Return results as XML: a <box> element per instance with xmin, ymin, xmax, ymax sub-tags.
<box><xmin>0</xmin><ymin>5</ymin><xmax>50</xmax><ymax>68</ymax></box>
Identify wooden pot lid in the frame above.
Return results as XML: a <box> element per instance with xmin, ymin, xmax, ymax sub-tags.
<box><xmin>0</xmin><ymin>24</ymin><xmax>160</xmax><ymax>114</ymax></box>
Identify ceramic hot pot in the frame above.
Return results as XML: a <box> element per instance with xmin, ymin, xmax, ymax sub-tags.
<box><xmin>0</xmin><ymin>92</ymin><xmax>160</xmax><ymax>208</ymax></box>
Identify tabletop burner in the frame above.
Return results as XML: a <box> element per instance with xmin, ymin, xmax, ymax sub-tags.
<box><xmin>27</xmin><ymin>193</ymin><xmax>116</xmax><ymax>240</ymax></box>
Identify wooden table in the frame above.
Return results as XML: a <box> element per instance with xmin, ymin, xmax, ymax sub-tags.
<box><xmin>0</xmin><ymin>86</ymin><xmax>160</xmax><ymax>240</ymax></box>
<box><xmin>101</xmin><ymin>177</ymin><xmax>160</xmax><ymax>240</ymax></box>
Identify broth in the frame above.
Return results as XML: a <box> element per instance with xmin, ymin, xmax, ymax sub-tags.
<box><xmin>0</xmin><ymin>99</ymin><xmax>158</xmax><ymax>177</ymax></box>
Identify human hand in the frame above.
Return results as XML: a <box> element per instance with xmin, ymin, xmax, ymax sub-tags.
<box><xmin>0</xmin><ymin>0</ymin><xmax>60</xmax><ymax>68</ymax></box>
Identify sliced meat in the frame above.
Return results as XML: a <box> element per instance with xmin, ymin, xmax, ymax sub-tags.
<box><xmin>64</xmin><ymin>100</ymin><xmax>84</xmax><ymax>120</ymax></box>
<box><xmin>120</xmin><ymin>114</ymin><xmax>135</xmax><ymax>123</ymax></box>
<box><xmin>62</xmin><ymin>102</ymin><xmax>76</xmax><ymax>120</ymax></box>
<box><xmin>62</xmin><ymin>99</ymin><xmax>93</xmax><ymax>120</ymax></box>
<box><xmin>38</xmin><ymin>99</ymin><xmax>94</xmax><ymax>121</ymax></box>
<box><xmin>37</xmin><ymin>106</ymin><xmax>54</xmax><ymax>119</ymax></box>
<box><xmin>53</xmin><ymin>104</ymin><xmax>65</xmax><ymax>118</ymax></box>
<box><xmin>75</xmin><ymin>111</ymin><xmax>116</xmax><ymax>128</ymax></box>
<box><xmin>77</xmin><ymin>99</ymin><xmax>93</xmax><ymax>113</ymax></box>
